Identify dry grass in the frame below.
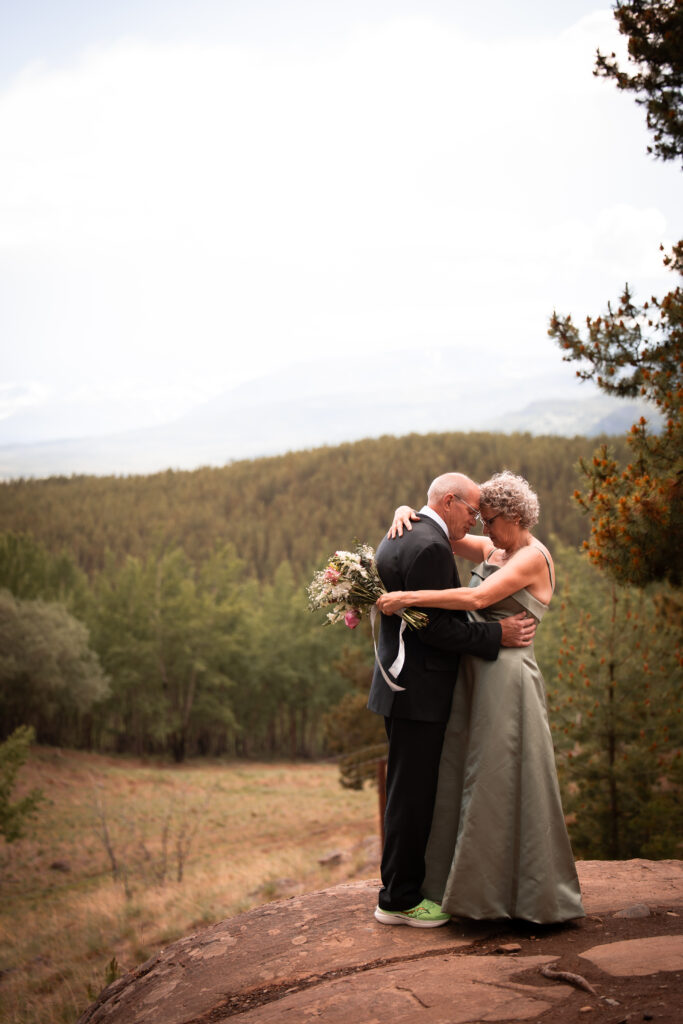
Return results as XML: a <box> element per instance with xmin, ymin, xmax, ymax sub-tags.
<box><xmin>0</xmin><ymin>748</ymin><xmax>379</xmax><ymax>1024</ymax></box>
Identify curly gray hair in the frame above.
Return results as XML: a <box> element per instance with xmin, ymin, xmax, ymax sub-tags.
<box><xmin>479</xmin><ymin>471</ymin><xmax>540</xmax><ymax>529</ymax></box>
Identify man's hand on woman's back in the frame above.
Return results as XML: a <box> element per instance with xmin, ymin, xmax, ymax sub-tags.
<box><xmin>500</xmin><ymin>613</ymin><xmax>536</xmax><ymax>647</ymax></box>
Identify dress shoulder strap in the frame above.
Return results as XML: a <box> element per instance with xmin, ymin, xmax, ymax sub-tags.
<box><xmin>534</xmin><ymin>545</ymin><xmax>554</xmax><ymax>591</ymax></box>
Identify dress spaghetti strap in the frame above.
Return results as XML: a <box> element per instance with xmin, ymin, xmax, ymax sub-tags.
<box><xmin>534</xmin><ymin>545</ymin><xmax>554</xmax><ymax>591</ymax></box>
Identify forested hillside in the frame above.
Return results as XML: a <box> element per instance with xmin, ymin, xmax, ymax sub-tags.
<box><xmin>2</xmin><ymin>429</ymin><xmax>680</xmax><ymax>863</ymax></box>
<box><xmin>0</xmin><ymin>431</ymin><xmax>628</xmax><ymax>579</ymax></box>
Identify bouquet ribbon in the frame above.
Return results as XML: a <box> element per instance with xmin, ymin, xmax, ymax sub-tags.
<box><xmin>370</xmin><ymin>606</ymin><xmax>407</xmax><ymax>692</ymax></box>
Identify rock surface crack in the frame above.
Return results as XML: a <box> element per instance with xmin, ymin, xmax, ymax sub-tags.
<box><xmin>394</xmin><ymin>983</ymin><xmax>430</xmax><ymax>1009</ymax></box>
<box><xmin>177</xmin><ymin>945</ymin><xmax>472</xmax><ymax>1023</ymax></box>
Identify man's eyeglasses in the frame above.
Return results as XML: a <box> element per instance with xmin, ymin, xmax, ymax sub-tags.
<box><xmin>453</xmin><ymin>494</ymin><xmax>480</xmax><ymax>521</ymax></box>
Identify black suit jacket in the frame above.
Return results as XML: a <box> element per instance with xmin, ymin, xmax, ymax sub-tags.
<box><xmin>368</xmin><ymin>516</ymin><xmax>501</xmax><ymax>722</ymax></box>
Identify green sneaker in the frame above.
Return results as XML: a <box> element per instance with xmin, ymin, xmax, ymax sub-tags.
<box><xmin>374</xmin><ymin>898</ymin><xmax>450</xmax><ymax>928</ymax></box>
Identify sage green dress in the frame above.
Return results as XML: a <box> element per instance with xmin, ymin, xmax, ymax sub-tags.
<box><xmin>422</xmin><ymin>557</ymin><xmax>584</xmax><ymax>923</ymax></box>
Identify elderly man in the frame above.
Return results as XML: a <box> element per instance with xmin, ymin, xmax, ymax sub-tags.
<box><xmin>368</xmin><ymin>472</ymin><xmax>535</xmax><ymax>927</ymax></box>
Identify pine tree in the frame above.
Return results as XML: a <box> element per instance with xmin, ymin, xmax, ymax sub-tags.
<box><xmin>546</xmin><ymin>546</ymin><xmax>682</xmax><ymax>858</ymax></box>
<box><xmin>595</xmin><ymin>0</ymin><xmax>683</xmax><ymax>163</ymax></box>
<box><xmin>549</xmin><ymin>0</ymin><xmax>683</xmax><ymax>587</ymax></box>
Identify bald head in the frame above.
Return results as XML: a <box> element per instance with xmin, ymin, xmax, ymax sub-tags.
<box><xmin>427</xmin><ymin>473</ymin><xmax>476</xmax><ymax>506</ymax></box>
<box><xmin>427</xmin><ymin>472</ymin><xmax>480</xmax><ymax>540</ymax></box>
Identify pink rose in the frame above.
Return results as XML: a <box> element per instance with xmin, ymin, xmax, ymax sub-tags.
<box><xmin>324</xmin><ymin>567</ymin><xmax>341</xmax><ymax>582</ymax></box>
<box><xmin>344</xmin><ymin>609</ymin><xmax>361</xmax><ymax>629</ymax></box>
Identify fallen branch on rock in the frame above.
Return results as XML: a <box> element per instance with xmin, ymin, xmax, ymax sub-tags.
<box><xmin>539</xmin><ymin>964</ymin><xmax>597</xmax><ymax>995</ymax></box>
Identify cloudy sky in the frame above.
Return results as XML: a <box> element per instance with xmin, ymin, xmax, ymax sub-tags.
<box><xmin>1</xmin><ymin>0</ymin><xmax>680</xmax><ymax>446</ymax></box>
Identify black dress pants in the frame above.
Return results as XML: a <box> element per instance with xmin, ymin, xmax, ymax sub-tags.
<box><xmin>378</xmin><ymin>716</ymin><xmax>447</xmax><ymax>911</ymax></box>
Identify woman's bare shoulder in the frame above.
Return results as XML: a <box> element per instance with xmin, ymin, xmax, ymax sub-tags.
<box><xmin>488</xmin><ymin>540</ymin><xmax>554</xmax><ymax>580</ymax></box>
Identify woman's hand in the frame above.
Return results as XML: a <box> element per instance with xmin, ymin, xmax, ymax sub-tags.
<box><xmin>388</xmin><ymin>506</ymin><xmax>420</xmax><ymax>538</ymax></box>
<box><xmin>377</xmin><ymin>591</ymin><xmax>409</xmax><ymax>614</ymax></box>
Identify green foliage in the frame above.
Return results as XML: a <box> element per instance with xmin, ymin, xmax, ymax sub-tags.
<box><xmin>90</xmin><ymin>547</ymin><xmax>243</xmax><ymax>761</ymax></box>
<box><xmin>0</xmin><ymin>590</ymin><xmax>110</xmax><ymax>744</ymax></box>
<box><xmin>324</xmin><ymin>690</ymin><xmax>385</xmax><ymax>758</ymax></box>
<box><xmin>0</xmin><ymin>726</ymin><xmax>43</xmax><ymax>843</ymax></box>
<box><xmin>231</xmin><ymin>562</ymin><xmax>351</xmax><ymax>758</ymax></box>
<box><xmin>0</xmin><ymin>531</ymin><xmax>91</xmax><ymax>616</ymax></box>
<box><xmin>85</xmin><ymin>549</ymin><xmax>351</xmax><ymax>760</ymax></box>
<box><xmin>0</xmin><ymin>432</ymin><xmax>650</xmax><ymax>762</ymax></box>
<box><xmin>0</xmin><ymin>433</ymin><xmax>620</xmax><ymax>581</ymax></box>
<box><xmin>595</xmin><ymin>0</ymin><xmax>683</xmax><ymax>164</ymax></box>
<box><xmin>546</xmin><ymin>545</ymin><xmax>683</xmax><ymax>859</ymax></box>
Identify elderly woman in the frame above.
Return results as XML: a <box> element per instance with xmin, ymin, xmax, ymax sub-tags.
<box><xmin>377</xmin><ymin>471</ymin><xmax>584</xmax><ymax>924</ymax></box>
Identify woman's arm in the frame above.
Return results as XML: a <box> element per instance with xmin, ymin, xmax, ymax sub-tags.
<box><xmin>388</xmin><ymin>507</ymin><xmax>489</xmax><ymax>562</ymax></box>
<box><xmin>450</xmin><ymin>535</ymin><xmax>489</xmax><ymax>561</ymax></box>
<box><xmin>377</xmin><ymin>547</ymin><xmax>549</xmax><ymax>613</ymax></box>
<box><xmin>378</xmin><ymin>586</ymin><xmax>478</xmax><ymax>612</ymax></box>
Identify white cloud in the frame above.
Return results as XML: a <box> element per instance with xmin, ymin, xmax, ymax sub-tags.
<box><xmin>0</xmin><ymin>10</ymin><xmax>679</xmax><ymax>443</ymax></box>
<box><xmin>0</xmin><ymin>381</ymin><xmax>49</xmax><ymax>421</ymax></box>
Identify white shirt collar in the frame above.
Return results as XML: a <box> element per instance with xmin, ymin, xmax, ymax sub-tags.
<box><xmin>419</xmin><ymin>504</ymin><xmax>449</xmax><ymax>538</ymax></box>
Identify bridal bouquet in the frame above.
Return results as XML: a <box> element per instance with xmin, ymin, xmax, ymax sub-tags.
<box><xmin>307</xmin><ymin>542</ymin><xmax>428</xmax><ymax>630</ymax></box>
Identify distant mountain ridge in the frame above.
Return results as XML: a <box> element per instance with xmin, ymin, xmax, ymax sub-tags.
<box><xmin>0</xmin><ymin>349</ymin><xmax>661</xmax><ymax>480</ymax></box>
<box><xmin>488</xmin><ymin>396</ymin><xmax>662</xmax><ymax>438</ymax></box>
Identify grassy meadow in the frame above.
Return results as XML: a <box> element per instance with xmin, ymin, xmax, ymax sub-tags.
<box><xmin>0</xmin><ymin>748</ymin><xmax>378</xmax><ymax>1024</ymax></box>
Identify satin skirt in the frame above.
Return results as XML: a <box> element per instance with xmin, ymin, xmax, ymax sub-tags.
<box><xmin>422</xmin><ymin>595</ymin><xmax>584</xmax><ymax>924</ymax></box>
